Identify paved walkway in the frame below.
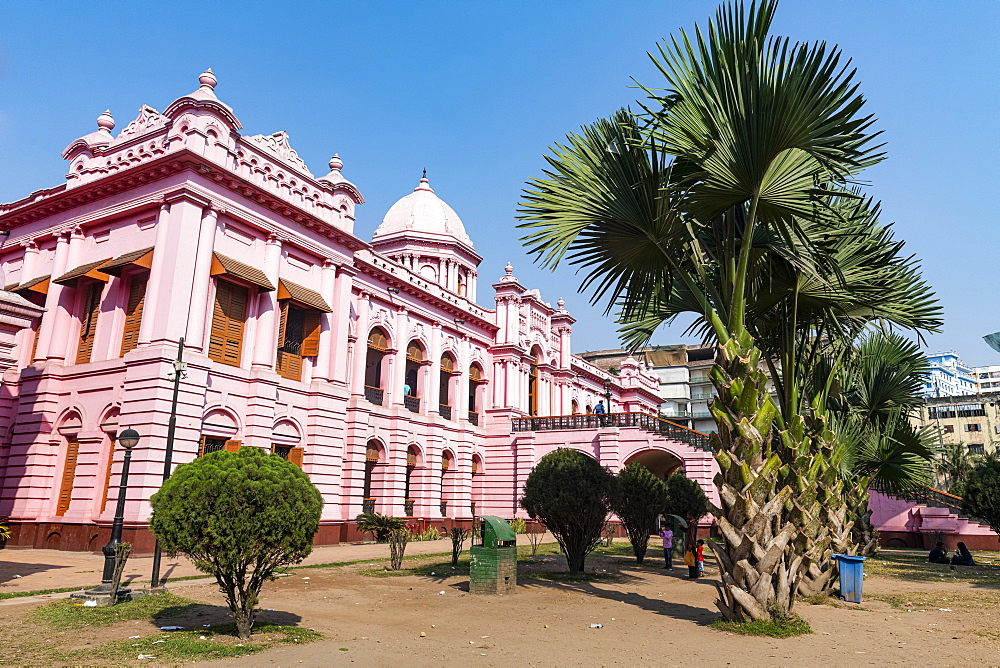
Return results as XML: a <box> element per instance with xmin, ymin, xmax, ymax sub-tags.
<box><xmin>0</xmin><ymin>533</ymin><xmax>555</xmax><ymax>600</ymax></box>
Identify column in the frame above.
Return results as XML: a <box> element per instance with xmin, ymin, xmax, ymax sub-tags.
<box><xmin>36</xmin><ymin>231</ymin><xmax>71</xmax><ymax>361</ymax></box>
<box><xmin>251</xmin><ymin>235</ymin><xmax>282</xmax><ymax>370</ymax></box>
<box><xmin>469</xmin><ymin>270</ymin><xmax>477</xmax><ymax>302</ymax></box>
<box><xmin>391</xmin><ymin>307</ymin><xmax>408</xmax><ymax>405</ymax></box>
<box><xmin>137</xmin><ymin>203</ymin><xmax>171</xmax><ymax>345</ymax></box>
<box><xmin>429</xmin><ymin>321</ymin><xmax>442</xmax><ymax>415</ymax></box>
<box><xmin>329</xmin><ymin>264</ymin><xmax>356</xmax><ymax>385</ymax></box>
<box><xmin>184</xmin><ymin>207</ymin><xmax>219</xmax><ymax>351</ymax></box>
<box><xmin>314</xmin><ymin>260</ymin><xmax>337</xmax><ymax>383</ymax></box>
<box><xmin>349</xmin><ymin>291</ymin><xmax>371</xmax><ymax>396</ymax></box>
<box><xmin>19</xmin><ymin>241</ymin><xmax>39</xmax><ymax>284</ymax></box>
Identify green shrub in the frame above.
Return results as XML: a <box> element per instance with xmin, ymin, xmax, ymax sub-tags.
<box><xmin>609</xmin><ymin>463</ymin><xmax>669</xmax><ymax>564</ymax></box>
<box><xmin>410</xmin><ymin>526</ymin><xmax>442</xmax><ymax>541</ymax></box>
<box><xmin>356</xmin><ymin>512</ymin><xmax>407</xmax><ymax>542</ymax></box>
<box><xmin>149</xmin><ymin>448</ymin><xmax>322</xmax><ymax>639</ymax></box>
<box><xmin>509</xmin><ymin>517</ymin><xmax>528</xmax><ymax>534</ymax></box>
<box><xmin>520</xmin><ymin>448</ymin><xmax>612</xmax><ymax>574</ymax></box>
<box><xmin>710</xmin><ymin>612</ymin><xmax>812</xmax><ymax>638</ymax></box>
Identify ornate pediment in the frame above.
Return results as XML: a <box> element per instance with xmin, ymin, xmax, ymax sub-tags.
<box><xmin>116</xmin><ymin>105</ymin><xmax>169</xmax><ymax>142</ymax></box>
<box><xmin>245</xmin><ymin>131</ymin><xmax>312</xmax><ymax>176</ymax></box>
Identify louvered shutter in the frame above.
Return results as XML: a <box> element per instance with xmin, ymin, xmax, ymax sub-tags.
<box><xmin>56</xmin><ymin>438</ymin><xmax>80</xmax><ymax>516</ymax></box>
<box><xmin>223</xmin><ymin>439</ymin><xmax>242</xmax><ymax>452</ymax></box>
<box><xmin>300</xmin><ymin>310</ymin><xmax>322</xmax><ymax>357</ymax></box>
<box><xmin>99</xmin><ymin>436</ymin><xmax>116</xmax><ymax>514</ymax></box>
<box><xmin>209</xmin><ymin>281</ymin><xmax>248</xmax><ymax>366</ymax></box>
<box><xmin>29</xmin><ymin>319</ymin><xmax>40</xmax><ymax>362</ymax></box>
<box><xmin>76</xmin><ymin>283</ymin><xmax>103</xmax><ymax>364</ymax></box>
<box><xmin>275</xmin><ymin>302</ymin><xmax>294</xmax><ymax>378</ymax></box>
<box><xmin>120</xmin><ymin>275</ymin><xmax>147</xmax><ymax>355</ymax></box>
<box><xmin>288</xmin><ymin>447</ymin><xmax>304</xmax><ymax>468</ymax></box>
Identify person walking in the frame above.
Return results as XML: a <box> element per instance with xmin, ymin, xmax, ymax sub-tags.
<box><xmin>594</xmin><ymin>400</ymin><xmax>606</xmax><ymax>426</ymax></box>
<box><xmin>659</xmin><ymin>526</ymin><xmax>674</xmax><ymax>569</ymax></box>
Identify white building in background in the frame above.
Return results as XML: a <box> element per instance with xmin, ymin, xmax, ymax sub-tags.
<box><xmin>972</xmin><ymin>364</ymin><xmax>1000</xmax><ymax>394</ymax></box>
<box><xmin>924</xmin><ymin>352</ymin><xmax>977</xmax><ymax>398</ymax></box>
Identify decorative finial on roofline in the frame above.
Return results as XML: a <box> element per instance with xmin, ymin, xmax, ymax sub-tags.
<box><xmin>199</xmin><ymin>68</ymin><xmax>217</xmax><ymax>91</ymax></box>
<box><xmin>329</xmin><ymin>153</ymin><xmax>344</xmax><ymax>172</ymax></box>
<box><xmin>96</xmin><ymin>109</ymin><xmax>115</xmax><ymax>134</ymax></box>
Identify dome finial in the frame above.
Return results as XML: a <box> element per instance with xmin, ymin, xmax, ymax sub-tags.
<box><xmin>96</xmin><ymin>109</ymin><xmax>115</xmax><ymax>134</ymax></box>
<box><xmin>557</xmin><ymin>297</ymin><xmax>565</xmax><ymax>309</ymax></box>
<box><xmin>329</xmin><ymin>153</ymin><xmax>343</xmax><ymax>172</ymax></box>
<box><xmin>414</xmin><ymin>169</ymin><xmax>433</xmax><ymax>192</ymax></box>
<box><xmin>199</xmin><ymin>68</ymin><xmax>217</xmax><ymax>91</ymax></box>
<box><xmin>505</xmin><ymin>262</ymin><xmax>514</xmax><ymax>276</ymax></box>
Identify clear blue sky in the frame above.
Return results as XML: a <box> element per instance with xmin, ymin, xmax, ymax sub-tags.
<box><xmin>2</xmin><ymin>1</ymin><xmax>997</xmax><ymax>363</ymax></box>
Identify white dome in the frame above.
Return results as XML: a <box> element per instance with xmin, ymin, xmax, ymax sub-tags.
<box><xmin>373</xmin><ymin>175</ymin><xmax>473</xmax><ymax>247</ymax></box>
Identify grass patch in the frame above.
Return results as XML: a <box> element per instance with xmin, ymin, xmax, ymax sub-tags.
<box><xmin>31</xmin><ymin>592</ymin><xmax>198</xmax><ymax>630</ymax></box>
<box><xmin>71</xmin><ymin>623</ymin><xmax>321</xmax><ymax>663</ymax></box>
<box><xmin>865</xmin><ymin>549</ymin><xmax>1000</xmax><ymax>586</ymax></box>
<box><xmin>0</xmin><ymin>586</ymin><xmax>84</xmax><ymax>600</ymax></box>
<box><xmin>867</xmin><ymin>590</ymin><xmax>1000</xmax><ymax>611</ymax></box>
<box><xmin>710</xmin><ymin>613</ymin><xmax>812</xmax><ymax>638</ymax></box>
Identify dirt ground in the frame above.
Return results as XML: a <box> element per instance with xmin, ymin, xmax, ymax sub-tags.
<box><xmin>2</xmin><ymin>546</ymin><xmax>999</xmax><ymax>667</ymax></box>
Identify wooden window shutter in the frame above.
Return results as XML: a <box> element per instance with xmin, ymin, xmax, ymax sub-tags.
<box><xmin>99</xmin><ymin>436</ymin><xmax>116</xmax><ymax>514</ymax></box>
<box><xmin>120</xmin><ymin>274</ymin><xmax>148</xmax><ymax>356</ymax></box>
<box><xmin>29</xmin><ymin>319</ymin><xmax>40</xmax><ymax>362</ymax></box>
<box><xmin>56</xmin><ymin>438</ymin><xmax>80</xmax><ymax>516</ymax></box>
<box><xmin>275</xmin><ymin>302</ymin><xmax>298</xmax><ymax>380</ymax></box>
<box><xmin>198</xmin><ymin>435</ymin><xmax>208</xmax><ymax>457</ymax></box>
<box><xmin>223</xmin><ymin>439</ymin><xmax>242</xmax><ymax>452</ymax></box>
<box><xmin>288</xmin><ymin>447</ymin><xmax>304</xmax><ymax>468</ymax></box>
<box><xmin>208</xmin><ymin>281</ymin><xmax>248</xmax><ymax>366</ymax></box>
<box><xmin>76</xmin><ymin>283</ymin><xmax>103</xmax><ymax>364</ymax></box>
<box><xmin>300</xmin><ymin>310</ymin><xmax>322</xmax><ymax>357</ymax></box>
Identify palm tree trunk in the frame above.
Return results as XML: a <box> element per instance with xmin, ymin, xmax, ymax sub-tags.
<box><xmin>707</xmin><ymin>331</ymin><xmax>803</xmax><ymax>622</ymax></box>
<box><xmin>790</xmin><ymin>419</ymin><xmax>853</xmax><ymax>597</ymax></box>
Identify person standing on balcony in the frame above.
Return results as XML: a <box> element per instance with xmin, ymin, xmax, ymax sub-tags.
<box><xmin>403</xmin><ymin>382</ymin><xmax>412</xmax><ymax>397</ymax></box>
<box><xmin>594</xmin><ymin>400</ymin><xmax>606</xmax><ymax>426</ymax></box>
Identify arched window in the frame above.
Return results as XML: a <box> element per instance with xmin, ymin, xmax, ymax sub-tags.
<box><xmin>363</xmin><ymin>442</ymin><xmax>381</xmax><ymax>501</ymax></box>
<box><xmin>528</xmin><ymin>349</ymin><xmax>540</xmax><ymax>416</ymax></box>
<box><xmin>571</xmin><ymin>399</ymin><xmax>580</xmax><ymax>415</ymax></box>
<box><xmin>365</xmin><ymin>327</ymin><xmax>388</xmax><ymax>405</ymax></box>
<box><xmin>440</xmin><ymin>451</ymin><xmax>454</xmax><ymax>517</ymax></box>
<box><xmin>439</xmin><ymin>353</ymin><xmax>456</xmax><ymax>419</ymax></box>
<box><xmin>404</xmin><ymin>341</ymin><xmax>424</xmax><ymax>413</ymax></box>
<box><xmin>468</xmin><ymin>363</ymin><xmax>484</xmax><ymax>425</ymax></box>
<box><xmin>405</xmin><ymin>446</ymin><xmax>418</xmax><ymax>503</ymax></box>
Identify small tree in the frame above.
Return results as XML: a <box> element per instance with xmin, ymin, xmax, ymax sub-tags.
<box><xmin>664</xmin><ymin>473</ymin><xmax>709</xmax><ymax>541</ymax></box>
<box><xmin>960</xmin><ymin>455</ymin><xmax>1000</xmax><ymax>536</ymax></box>
<box><xmin>356</xmin><ymin>512</ymin><xmax>406</xmax><ymax>543</ymax></box>
<box><xmin>450</xmin><ymin>527</ymin><xmax>471</xmax><ymax>566</ymax></box>
<box><xmin>610</xmin><ymin>463</ymin><xmax>670</xmax><ymax>564</ymax></box>
<box><xmin>389</xmin><ymin>529</ymin><xmax>409</xmax><ymax>570</ymax></box>
<box><xmin>519</xmin><ymin>448</ymin><xmax>612</xmax><ymax>574</ymax></box>
<box><xmin>149</xmin><ymin>448</ymin><xmax>322</xmax><ymax>640</ymax></box>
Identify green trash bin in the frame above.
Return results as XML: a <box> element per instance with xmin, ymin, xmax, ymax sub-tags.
<box><xmin>832</xmin><ymin>554</ymin><xmax>866</xmax><ymax>603</ymax></box>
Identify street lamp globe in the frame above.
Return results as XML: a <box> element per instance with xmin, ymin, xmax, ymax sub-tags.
<box><xmin>117</xmin><ymin>428</ymin><xmax>140</xmax><ymax>450</ymax></box>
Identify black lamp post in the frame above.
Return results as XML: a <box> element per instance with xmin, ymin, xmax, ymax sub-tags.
<box><xmin>604</xmin><ymin>378</ymin><xmax>613</xmax><ymax>411</ymax></box>
<box><xmin>98</xmin><ymin>428</ymin><xmax>139</xmax><ymax>590</ymax></box>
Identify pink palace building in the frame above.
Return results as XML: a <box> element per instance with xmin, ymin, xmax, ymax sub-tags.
<box><xmin>0</xmin><ymin>71</ymin><xmax>719</xmax><ymax>552</ymax></box>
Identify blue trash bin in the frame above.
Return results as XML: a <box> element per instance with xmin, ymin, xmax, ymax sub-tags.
<box><xmin>832</xmin><ymin>554</ymin><xmax>866</xmax><ymax>603</ymax></box>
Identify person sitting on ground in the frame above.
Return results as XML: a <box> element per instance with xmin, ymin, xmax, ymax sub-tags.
<box><xmin>950</xmin><ymin>541</ymin><xmax>976</xmax><ymax>566</ymax></box>
<box><xmin>928</xmin><ymin>541</ymin><xmax>949</xmax><ymax>564</ymax></box>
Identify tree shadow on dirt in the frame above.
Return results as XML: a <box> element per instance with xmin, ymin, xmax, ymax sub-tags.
<box><xmin>152</xmin><ymin>602</ymin><xmax>302</xmax><ymax>631</ymax></box>
<box><xmin>0</xmin><ymin>561</ymin><xmax>69</xmax><ymax>585</ymax></box>
<box><xmin>517</xmin><ymin>576</ymin><xmax>718</xmax><ymax>624</ymax></box>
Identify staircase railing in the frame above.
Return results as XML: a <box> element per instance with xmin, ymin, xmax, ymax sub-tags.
<box><xmin>510</xmin><ymin>412</ymin><xmax>712</xmax><ymax>452</ymax></box>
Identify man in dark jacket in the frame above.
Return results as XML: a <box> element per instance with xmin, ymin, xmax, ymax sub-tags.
<box><xmin>928</xmin><ymin>541</ymin><xmax>949</xmax><ymax>564</ymax></box>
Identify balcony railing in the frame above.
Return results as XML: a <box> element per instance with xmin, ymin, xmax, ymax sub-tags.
<box><xmin>692</xmin><ymin>411</ymin><xmax>713</xmax><ymax>418</ymax></box>
<box><xmin>439</xmin><ymin>403</ymin><xmax>452</xmax><ymax>420</ymax></box>
<box><xmin>690</xmin><ymin>393</ymin><xmax>716</xmax><ymax>400</ymax></box>
<box><xmin>468</xmin><ymin>411</ymin><xmax>479</xmax><ymax>426</ymax></box>
<box><xmin>404</xmin><ymin>499</ymin><xmax>415</xmax><ymax>516</ymax></box>
<box><xmin>404</xmin><ymin>395</ymin><xmax>420</xmax><ymax>413</ymax></box>
<box><xmin>365</xmin><ymin>385</ymin><xmax>384</xmax><ymax>405</ymax></box>
<box><xmin>511</xmin><ymin>412</ymin><xmax>712</xmax><ymax>452</ymax></box>
<box><xmin>362</xmin><ymin>497</ymin><xmax>376</xmax><ymax>514</ymax></box>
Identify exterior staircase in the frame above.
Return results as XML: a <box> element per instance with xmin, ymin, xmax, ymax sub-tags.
<box><xmin>870</xmin><ymin>485</ymin><xmax>998</xmax><ymax>551</ymax></box>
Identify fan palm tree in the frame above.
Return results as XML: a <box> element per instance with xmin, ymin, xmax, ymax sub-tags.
<box><xmin>520</xmin><ymin>0</ymin><xmax>889</xmax><ymax>621</ymax></box>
